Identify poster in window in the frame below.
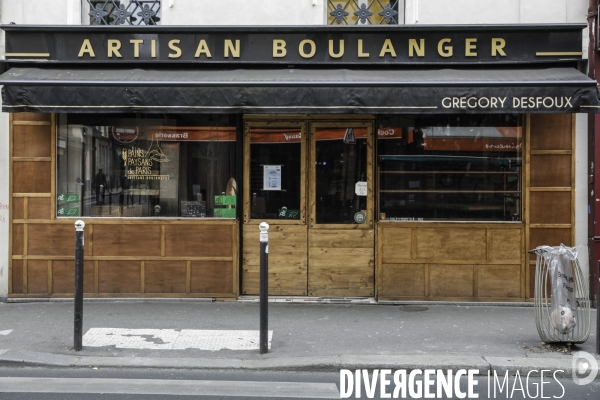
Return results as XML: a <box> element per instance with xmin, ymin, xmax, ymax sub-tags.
<box><xmin>263</xmin><ymin>165</ymin><xmax>282</xmax><ymax>191</ymax></box>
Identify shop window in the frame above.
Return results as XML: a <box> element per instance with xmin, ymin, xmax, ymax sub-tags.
<box><xmin>85</xmin><ymin>0</ymin><xmax>161</xmax><ymax>25</ymax></box>
<box><xmin>57</xmin><ymin>114</ymin><xmax>237</xmax><ymax>218</ymax></box>
<box><xmin>328</xmin><ymin>0</ymin><xmax>402</xmax><ymax>25</ymax></box>
<box><xmin>249</xmin><ymin>128</ymin><xmax>303</xmax><ymax>220</ymax></box>
<box><xmin>377</xmin><ymin>115</ymin><xmax>522</xmax><ymax>222</ymax></box>
<box><xmin>315</xmin><ymin>127</ymin><xmax>368</xmax><ymax>224</ymax></box>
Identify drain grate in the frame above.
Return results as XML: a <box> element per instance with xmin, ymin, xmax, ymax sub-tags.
<box><xmin>399</xmin><ymin>306</ymin><xmax>429</xmax><ymax>312</ymax></box>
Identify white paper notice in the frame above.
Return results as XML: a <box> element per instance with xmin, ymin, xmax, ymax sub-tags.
<box><xmin>263</xmin><ymin>165</ymin><xmax>282</xmax><ymax>191</ymax></box>
<box><xmin>355</xmin><ymin>181</ymin><xmax>367</xmax><ymax>196</ymax></box>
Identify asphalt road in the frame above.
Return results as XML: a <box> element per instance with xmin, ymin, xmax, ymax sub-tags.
<box><xmin>1</xmin><ymin>367</ymin><xmax>599</xmax><ymax>399</ymax></box>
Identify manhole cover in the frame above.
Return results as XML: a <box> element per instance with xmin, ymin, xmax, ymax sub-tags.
<box><xmin>399</xmin><ymin>306</ymin><xmax>429</xmax><ymax>312</ymax></box>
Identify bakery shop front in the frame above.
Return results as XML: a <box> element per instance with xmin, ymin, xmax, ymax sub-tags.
<box><xmin>2</xmin><ymin>24</ymin><xmax>598</xmax><ymax>301</ymax></box>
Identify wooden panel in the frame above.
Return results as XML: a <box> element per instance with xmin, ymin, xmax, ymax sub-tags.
<box><xmin>13</xmin><ymin>125</ymin><xmax>51</xmax><ymax>158</ymax></box>
<box><xmin>98</xmin><ymin>260</ymin><xmax>141</xmax><ymax>293</ymax></box>
<box><xmin>164</xmin><ymin>225</ymin><xmax>232</xmax><ymax>258</ymax></box>
<box><xmin>381</xmin><ymin>228</ymin><xmax>412</xmax><ymax>261</ymax></box>
<box><xmin>308</xmin><ymin>229</ymin><xmax>374</xmax><ymax>297</ymax></box>
<box><xmin>190</xmin><ymin>261</ymin><xmax>233</xmax><ymax>294</ymax></box>
<box><xmin>529</xmin><ymin>192</ymin><xmax>571</xmax><ymax>225</ymax></box>
<box><xmin>12</xmin><ymin>224</ymin><xmax>24</xmax><ymax>255</ymax></box>
<box><xmin>144</xmin><ymin>261</ymin><xmax>187</xmax><ymax>294</ymax></box>
<box><xmin>429</xmin><ymin>264</ymin><xmax>474</xmax><ymax>298</ymax></box>
<box><xmin>530</xmin><ymin>155</ymin><xmax>571</xmax><ymax>187</ymax></box>
<box><xmin>52</xmin><ymin>260</ymin><xmax>95</xmax><ymax>294</ymax></box>
<box><xmin>529</xmin><ymin>228</ymin><xmax>572</xmax><ymax>250</ymax></box>
<box><xmin>27</xmin><ymin>197</ymin><xmax>51</xmax><ymax>220</ymax></box>
<box><xmin>13</xmin><ymin>198</ymin><xmax>24</xmax><ymax>220</ymax></box>
<box><xmin>13</xmin><ymin>113</ymin><xmax>51</xmax><ymax>122</ymax></box>
<box><xmin>478</xmin><ymin>264</ymin><xmax>521</xmax><ymax>298</ymax></box>
<box><xmin>529</xmin><ymin>114</ymin><xmax>572</xmax><ymax>151</ymax></box>
<box><xmin>11</xmin><ymin>260</ymin><xmax>23</xmax><ymax>294</ymax></box>
<box><xmin>380</xmin><ymin>263</ymin><xmax>426</xmax><ymax>298</ymax></box>
<box><xmin>242</xmin><ymin>224</ymin><xmax>307</xmax><ymax>295</ymax></box>
<box><xmin>93</xmin><ymin>225</ymin><xmax>161</xmax><ymax>257</ymax></box>
<box><xmin>27</xmin><ymin>260</ymin><xmax>48</xmax><ymax>294</ymax></box>
<box><xmin>488</xmin><ymin>228</ymin><xmax>522</xmax><ymax>262</ymax></box>
<box><xmin>415</xmin><ymin>228</ymin><xmax>486</xmax><ymax>261</ymax></box>
<box><xmin>309</xmin><ymin>229</ymin><xmax>373</xmax><ymax>248</ymax></box>
<box><xmin>28</xmin><ymin>224</ymin><xmax>72</xmax><ymax>256</ymax></box>
<box><xmin>13</xmin><ymin>161</ymin><xmax>51</xmax><ymax>193</ymax></box>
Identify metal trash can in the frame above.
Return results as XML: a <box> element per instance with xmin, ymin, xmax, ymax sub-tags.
<box><xmin>529</xmin><ymin>244</ymin><xmax>591</xmax><ymax>344</ymax></box>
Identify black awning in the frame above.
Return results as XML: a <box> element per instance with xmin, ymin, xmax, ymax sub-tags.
<box><xmin>1</xmin><ymin>67</ymin><xmax>599</xmax><ymax>114</ymax></box>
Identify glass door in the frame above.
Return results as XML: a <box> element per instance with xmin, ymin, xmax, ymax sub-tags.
<box><xmin>307</xmin><ymin>122</ymin><xmax>375</xmax><ymax>297</ymax></box>
<box><xmin>241</xmin><ymin>119</ymin><xmax>375</xmax><ymax>298</ymax></box>
<box><xmin>241</xmin><ymin>121</ymin><xmax>308</xmax><ymax>295</ymax></box>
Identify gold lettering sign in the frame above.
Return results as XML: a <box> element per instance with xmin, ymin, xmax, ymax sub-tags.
<box><xmin>299</xmin><ymin>39</ymin><xmax>316</xmax><ymax>58</ymax></box>
<box><xmin>168</xmin><ymin>39</ymin><xmax>182</xmax><ymax>58</ymax></box>
<box><xmin>224</xmin><ymin>39</ymin><xmax>240</xmax><ymax>58</ymax></box>
<box><xmin>438</xmin><ymin>38</ymin><xmax>453</xmax><ymax>58</ymax></box>
<box><xmin>151</xmin><ymin>39</ymin><xmax>157</xmax><ymax>58</ymax></box>
<box><xmin>73</xmin><ymin>35</ymin><xmax>517</xmax><ymax>62</ymax></box>
<box><xmin>108</xmin><ymin>39</ymin><xmax>122</xmax><ymax>58</ymax></box>
<box><xmin>358</xmin><ymin>39</ymin><xmax>369</xmax><ymax>58</ymax></box>
<box><xmin>409</xmin><ymin>39</ymin><xmax>425</xmax><ymax>57</ymax></box>
<box><xmin>492</xmin><ymin>38</ymin><xmax>507</xmax><ymax>57</ymax></box>
<box><xmin>465</xmin><ymin>38</ymin><xmax>477</xmax><ymax>57</ymax></box>
<box><xmin>379</xmin><ymin>39</ymin><xmax>396</xmax><ymax>57</ymax></box>
<box><xmin>78</xmin><ymin>39</ymin><xmax>95</xmax><ymax>58</ymax></box>
<box><xmin>195</xmin><ymin>40</ymin><xmax>212</xmax><ymax>58</ymax></box>
<box><xmin>329</xmin><ymin>39</ymin><xmax>344</xmax><ymax>58</ymax></box>
<box><xmin>273</xmin><ymin>39</ymin><xmax>287</xmax><ymax>58</ymax></box>
<box><xmin>130</xmin><ymin>39</ymin><xmax>143</xmax><ymax>58</ymax></box>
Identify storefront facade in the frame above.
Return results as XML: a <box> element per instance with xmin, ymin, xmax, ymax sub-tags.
<box><xmin>2</xmin><ymin>24</ymin><xmax>598</xmax><ymax>301</ymax></box>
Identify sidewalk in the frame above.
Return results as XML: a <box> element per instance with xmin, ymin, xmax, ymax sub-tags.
<box><xmin>0</xmin><ymin>299</ymin><xmax>598</xmax><ymax>377</ymax></box>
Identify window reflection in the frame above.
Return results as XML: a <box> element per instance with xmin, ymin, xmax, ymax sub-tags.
<box><xmin>57</xmin><ymin>114</ymin><xmax>237</xmax><ymax>218</ymax></box>
<box><xmin>315</xmin><ymin>127</ymin><xmax>367</xmax><ymax>224</ymax></box>
<box><xmin>377</xmin><ymin>115</ymin><xmax>522</xmax><ymax>222</ymax></box>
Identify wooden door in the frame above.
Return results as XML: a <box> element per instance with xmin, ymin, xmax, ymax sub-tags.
<box><xmin>241</xmin><ymin>119</ymin><xmax>375</xmax><ymax>297</ymax></box>
<box><xmin>307</xmin><ymin>122</ymin><xmax>375</xmax><ymax>297</ymax></box>
<box><xmin>241</xmin><ymin>121</ymin><xmax>308</xmax><ymax>295</ymax></box>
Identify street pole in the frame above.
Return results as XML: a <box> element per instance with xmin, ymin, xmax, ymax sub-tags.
<box><xmin>74</xmin><ymin>220</ymin><xmax>85</xmax><ymax>351</ymax></box>
<box><xmin>259</xmin><ymin>222</ymin><xmax>269</xmax><ymax>354</ymax></box>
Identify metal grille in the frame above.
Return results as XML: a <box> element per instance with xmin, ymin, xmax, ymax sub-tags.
<box><xmin>531</xmin><ymin>246</ymin><xmax>591</xmax><ymax>345</ymax></box>
<box><xmin>86</xmin><ymin>0</ymin><xmax>161</xmax><ymax>25</ymax></box>
<box><xmin>328</xmin><ymin>0</ymin><xmax>399</xmax><ymax>25</ymax></box>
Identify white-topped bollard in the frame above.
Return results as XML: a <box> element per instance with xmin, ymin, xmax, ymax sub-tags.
<box><xmin>259</xmin><ymin>222</ymin><xmax>269</xmax><ymax>354</ymax></box>
<box><xmin>74</xmin><ymin>220</ymin><xmax>85</xmax><ymax>351</ymax></box>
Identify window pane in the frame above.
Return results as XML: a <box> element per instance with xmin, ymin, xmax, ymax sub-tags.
<box><xmin>377</xmin><ymin>115</ymin><xmax>522</xmax><ymax>222</ymax></box>
<box><xmin>249</xmin><ymin>128</ymin><xmax>302</xmax><ymax>220</ymax></box>
<box><xmin>87</xmin><ymin>1</ymin><xmax>161</xmax><ymax>25</ymax></box>
<box><xmin>315</xmin><ymin>128</ymin><xmax>367</xmax><ymax>224</ymax></box>
<box><xmin>57</xmin><ymin>114</ymin><xmax>237</xmax><ymax>218</ymax></box>
<box><xmin>328</xmin><ymin>1</ymin><xmax>401</xmax><ymax>25</ymax></box>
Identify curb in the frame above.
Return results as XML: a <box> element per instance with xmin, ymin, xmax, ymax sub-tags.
<box><xmin>5</xmin><ymin>297</ymin><xmax>536</xmax><ymax>307</ymax></box>
<box><xmin>0</xmin><ymin>349</ymin><xmax>594</xmax><ymax>379</ymax></box>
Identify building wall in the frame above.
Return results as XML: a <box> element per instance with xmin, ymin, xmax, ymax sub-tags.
<box><xmin>405</xmin><ymin>0</ymin><xmax>587</xmax><ymax>24</ymax></box>
<box><xmin>576</xmin><ymin>113</ymin><xmax>590</xmax><ymax>280</ymax></box>
<box><xmin>161</xmin><ymin>0</ymin><xmax>325</xmax><ymax>25</ymax></box>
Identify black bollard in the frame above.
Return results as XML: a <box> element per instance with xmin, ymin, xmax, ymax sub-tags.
<box><xmin>259</xmin><ymin>222</ymin><xmax>269</xmax><ymax>354</ymax></box>
<box><xmin>74</xmin><ymin>220</ymin><xmax>85</xmax><ymax>351</ymax></box>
